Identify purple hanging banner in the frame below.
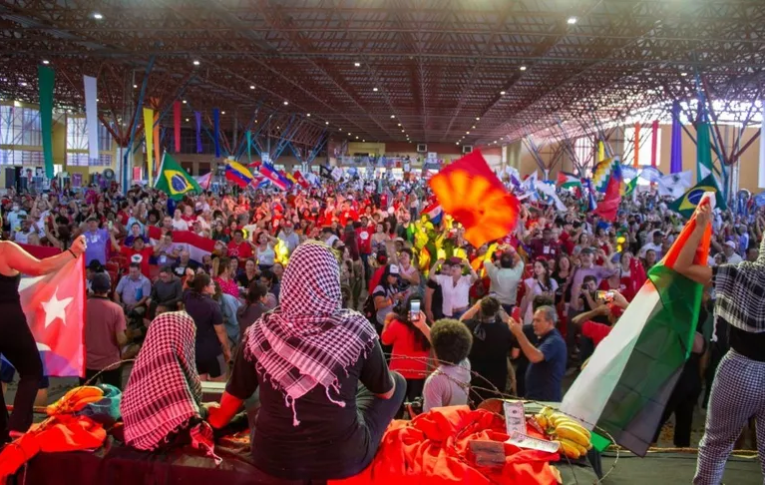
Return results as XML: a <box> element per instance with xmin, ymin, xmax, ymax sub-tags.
<box><xmin>212</xmin><ymin>109</ymin><xmax>221</xmax><ymax>158</ymax></box>
<box><xmin>195</xmin><ymin>111</ymin><xmax>202</xmax><ymax>153</ymax></box>
<box><xmin>670</xmin><ymin>100</ymin><xmax>683</xmax><ymax>174</ymax></box>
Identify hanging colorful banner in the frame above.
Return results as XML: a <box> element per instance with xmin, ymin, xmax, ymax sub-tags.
<box><xmin>38</xmin><ymin>66</ymin><xmax>55</xmax><ymax>178</ymax></box>
<box><xmin>213</xmin><ymin>109</ymin><xmax>221</xmax><ymax>158</ymax></box>
<box><xmin>670</xmin><ymin>101</ymin><xmax>683</xmax><ymax>174</ymax></box>
<box><xmin>195</xmin><ymin>111</ymin><xmax>203</xmax><ymax>153</ymax></box>
<box><xmin>760</xmin><ymin>101</ymin><xmax>765</xmax><ymax>188</ymax></box>
<box><xmin>173</xmin><ymin>101</ymin><xmax>181</xmax><ymax>153</ymax></box>
<box><xmin>650</xmin><ymin>120</ymin><xmax>659</xmax><ymax>168</ymax></box>
<box><xmin>143</xmin><ymin>107</ymin><xmax>154</xmax><ymax>187</ymax></box>
<box><xmin>246</xmin><ymin>130</ymin><xmax>252</xmax><ymax>163</ymax></box>
<box><xmin>598</xmin><ymin>141</ymin><xmax>605</xmax><ymax>162</ymax></box>
<box><xmin>83</xmin><ymin>75</ymin><xmax>99</xmax><ymax>163</ymax></box>
<box><xmin>153</xmin><ymin>113</ymin><xmax>160</xmax><ymax>179</ymax></box>
<box><xmin>633</xmin><ymin>122</ymin><xmax>641</xmax><ymax>168</ymax></box>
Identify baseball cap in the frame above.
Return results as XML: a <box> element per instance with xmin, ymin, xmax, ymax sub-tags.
<box><xmin>389</xmin><ymin>264</ymin><xmax>400</xmax><ymax>275</ymax></box>
<box><xmin>91</xmin><ymin>273</ymin><xmax>111</xmax><ymax>293</ymax></box>
<box><xmin>725</xmin><ymin>240</ymin><xmax>737</xmax><ymax>249</ymax></box>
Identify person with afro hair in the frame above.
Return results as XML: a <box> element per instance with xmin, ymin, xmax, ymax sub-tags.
<box><xmin>422</xmin><ymin>319</ymin><xmax>473</xmax><ymax>412</ymax></box>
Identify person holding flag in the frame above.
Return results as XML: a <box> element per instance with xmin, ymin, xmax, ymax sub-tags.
<box><xmin>673</xmin><ymin>202</ymin><xmax>765</xmax><ymax>484</ymax></box>
<box><xmin>0</xmin><ymin>229</ymin><xmax>87</xmax><ymax>443</ymax></box>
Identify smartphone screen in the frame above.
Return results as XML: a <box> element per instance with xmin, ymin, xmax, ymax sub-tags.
<box><xmin>410</xmin><ymin>299</ymin><xmax>421</xmax><ymax>321</ymax></box>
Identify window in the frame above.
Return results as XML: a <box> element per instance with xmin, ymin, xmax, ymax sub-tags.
<box><xmin>67</xmin><ymin>116</ymin><xmax>113</xmax><ymax>152</ymax></box>
<box><xmin>66</xmin><ymin>152</ymin><xmax>88</xmax><ymax>167</ymax></box>
<box><xmin>0</xmin><ymin>106</ymin><xmax>42</xmax><ymax>147</ymax></box>
<box><xmin>0</xmin><ymin>149</ymin><xmax>43</xmax><ymax>166</ymax></box>
<box><xmin>98</xmin><ymin>124</ymin><xmax>113</xmax><ymax>152</ymax></box>
<box><xmin>623</xmin><ymin>125</ymin><xmax>661</xmax><ymax>167</ymax></box>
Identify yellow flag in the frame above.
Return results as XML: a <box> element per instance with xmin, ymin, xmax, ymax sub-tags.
<box><xmin>143</xmin><ymin>108</ymin><xmax>154</xmax><ymax>187</ymax></box>
<box><xmin>598</xmin><ymin>141</ymin><xmax>605</xmax><ymax>162</ymax></box>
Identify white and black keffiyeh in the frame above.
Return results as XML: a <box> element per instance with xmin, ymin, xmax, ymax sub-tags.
<box><xmin>121</xmin><ymin>311</ymin><xmax>204</xmax><ymax>450</ymax></box>
<box><xmin>244</xmin><ymin>241</ymin><xmax>378</xmax><ymax>426</ymax></box>
<box><xmin>714</xmin><ymin>236</ymin><xmax>765</xmax><ymax>334</ymax></box>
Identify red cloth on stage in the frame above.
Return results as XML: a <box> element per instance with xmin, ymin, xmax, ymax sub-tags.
<box><xmin>330</xmin><ymin>406</ymin><xmax>560</xmax><ymax>485</ymax></box>
<box><xmin>17</xmin><ymin>243</ymin><xmax>62</xmax><ymax>259</ymax></box>
<box><xmin>0</xmin><ymin>415</ymin><xmax>106</xmax><ymax>480</ymax></box>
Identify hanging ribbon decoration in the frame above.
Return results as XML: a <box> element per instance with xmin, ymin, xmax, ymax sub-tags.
<box><xmin>597</xmin><ymin>141</ymin><xmax>605</xmax><ymax>162</ymax></box>
<box><xmin>246</xmin><ymin>130</ymin><xmax>253</xmax><ymax>163</ymax></box>
<box><xmin>173</xmin><ymin>101</ymin><xmax>181</xmax><ymax>153</ymax></box>
<box><xmin>153</xmin><ymin>112</ymin><xmax>160</xmax><ymax>176</ymax></box>
<box><xmin>195</xmin><ymin>111</ymin><xmax>202</xmax><ymax>153</ymax></box>
<box><xmin>143</xmin><ymin>107</ymin><xmax>154</xmax><ymax>187</ymax></box>
<box><xmin>634</xmin><ymin>122</ymin><xmax>641</xmax><ymax>167</ymax></box>
<box><xmin>650</xmin><ymin>120</ymin><xmax>659</xmax><ymax>168</ymax></box>
<box><xmin>670</xmin><ymin>101</ymin><xmax>683</xmax><ymax>174</ymax></box>
<box><xmin>38</xmin><ymin>66</ymin><xmax>55</xmax><ymax>178</ymax></box>
<box><xmin>213</xmin><ymin>109</ymin><xmax>221</xmax><ymax>158</ymax></box>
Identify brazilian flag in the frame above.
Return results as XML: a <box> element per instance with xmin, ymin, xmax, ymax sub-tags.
<box><xmin>155</xmin><ymin>153</ymin><xmax>202</xmax><ymax>200</ymax></box>
<box><xmin>667</xmin><ymin>173</ymin><xmax>725</xmax><ymax>218</ymax></box>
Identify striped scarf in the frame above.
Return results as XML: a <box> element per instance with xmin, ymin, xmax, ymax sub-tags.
<box><xmin>121</xmin><ymin>312</ymin><xmax>212</xmax><ymax>453</ymax></box>
<box><xmin>245</xmin><ymin>241</ymin><xmax>378</xmax><ymax>426</ymax></box>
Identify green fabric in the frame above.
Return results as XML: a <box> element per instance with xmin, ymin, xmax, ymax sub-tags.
<box><xmin>246</xmin><ymin>130</ymin><xmax>252</xmax><ymax>164</ymax></box>
<box><xmin>624</xmin><ymin>177</ymin><xmax>637</xmax><ymax>197</ymax></box>
<box><xmin>155</xmin><ymin>153</ymin><xmax>202</xmax><ymax>200</ymax></box>
<box><xmin>696</xmin><ymin>122</ymin><xmax>715</xmax><ymax>183</ymax></box>
<box><xmin>667</xmin><ymin>173</ymin><xmax>725</xmax><ymax>218</ymax></box>
<box><xmin>592</xmin><ymin>432</ymin><xmax>611</xmax><ymax>452</ymax></box>
<box><xmin>596</xmin><ymin>264</ymin><xmax>703</xmax><ymax>454</ymax></box>
<box><xmin>38</xmin><ymin>66</ymin><xmax>55</xmax><ymax>178</ymax></box>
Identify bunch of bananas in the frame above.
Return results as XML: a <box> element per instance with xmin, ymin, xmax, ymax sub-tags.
<box><xmin>46</xmin><ymin>386</ymin><xmax>104</xmax><ymax>416</ymax></box>
<box><xmin>534</xmin><ymin>407</ymin><xmax>592</xmax><ymax>459</ymax></box>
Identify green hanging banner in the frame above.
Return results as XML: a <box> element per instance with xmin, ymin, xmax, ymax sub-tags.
<box><xmin>246</xmin><ymin>130</ymin><xmax>252</xmax><ymax>164</ymax></box>
<box><xmin>38</xmin><ymin>66</ymin><xmax>55</xmax><ymax>178</ymax></box>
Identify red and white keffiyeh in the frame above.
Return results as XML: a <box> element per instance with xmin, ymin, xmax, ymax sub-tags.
<box><xmin>121</xmin><ymin>311</ymin><xmax>213</xmax><ymax>454</ymax></box>
<box><xmin>245</xmin><ymin>241</ymin><xmax>378</xmax><ymax>426</ymax></box>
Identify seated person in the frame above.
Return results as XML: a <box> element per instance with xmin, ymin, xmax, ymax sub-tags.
<box><xmin>148</xmin><ymin>266</ymin><xmax>183</xmax><ymax>315</ymax></box>
<box><xmin>207</xmin><ymin>241</ymin><xmax>406</xmax><ymax>481</ymax></box>
<box><xmin>121</xmin><ymin>311</ymin><xmax>217</xmax><ymax>458</ymax></box>
<box><xmin>422</xmin><ymin>319</ymin><xmax>473</xmax><ymax>412</ymax></box>
<box><xmin>115</xmin><ymin>263</ymin><xmax>151</xmax><ymax>319</ymax></box>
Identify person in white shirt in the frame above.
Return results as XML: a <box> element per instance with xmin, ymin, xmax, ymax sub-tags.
<box><xmin>638</xmin><ymin>230</ymin><xmax>664</xmax><ymax>259</ymax></box>
<box><xmin>484</xmin><ymin>247</ymin><xmax>524</xmax><ymax>313</ymax></box>
<box><xmin>171</xmin><ymin>209</ymin><xmax>189</xmax><ymax>231</ymax></box>
<box><xmin>429</xmin><ymin>257</ymin><xmax>478</xmax><ymax>319</ymax></box>
<box><xmin>722</xmin><ymin>240</ymin><xmax>743</xmax><ymax>265</ymax></box>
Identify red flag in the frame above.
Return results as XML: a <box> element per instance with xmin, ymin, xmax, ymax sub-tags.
<box><xmin>593</xmin><ymin>168</ymin><xmax>623</xmax><ymax>222</ymax></box>
<box><xmin>18</xmin><ymin>257</ymin><xmax>86</xmax><ymax>377</ymax></box>
<box><xmin>428</xmin><ymin>150</ymin><xmax>520</xmax><ymax>248</ymax></box>
<box><xmin>173</xmin><ymin>101</ymin><xmax>181</xmax><ymax>153</ymax></box>
<box><xmin>293</xmin><ymin>170</ymin><xmax>311</xmax><ymax>189</ymax></box>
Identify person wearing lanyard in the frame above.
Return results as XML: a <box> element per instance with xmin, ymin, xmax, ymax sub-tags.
<box><xmin>429</xmin><ymin>257</ymin><xmax>478</xmax><ymax>320</ymax></box>
<box><xmin>674</xmin><ymin>202</ymin><xmax>765</xmax><ymax>484</ymax></box>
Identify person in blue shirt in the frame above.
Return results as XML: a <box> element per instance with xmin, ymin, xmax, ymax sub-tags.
<box><xmin>508</xmin><ymin>305</ymin><xmax>567</xmax><ymax>402</ymax></box>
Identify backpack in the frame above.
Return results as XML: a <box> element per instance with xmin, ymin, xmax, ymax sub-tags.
<box><xmin>362</xmin><ymin>294</ymin><xmax>377</xmax><ymax>327</ymax></box>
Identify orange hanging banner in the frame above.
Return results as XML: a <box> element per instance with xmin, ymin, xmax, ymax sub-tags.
<box><xmin>634</xmin><ymin>122</ymin><xmax>641</xmax><ymax>167</ymax></box>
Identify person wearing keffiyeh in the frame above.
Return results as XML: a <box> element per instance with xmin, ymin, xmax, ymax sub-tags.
<box><xmin>675</xmin><ymin>202</ymin><xmax>765</xmax><ymax>485</ymax></box>
<box><xmin>208</xmin><ymin>241</ymin><xmax>406</xmax><ymax>481</ymax></box>
<box><xmin>120</xmin><ymin>311</ymin><xmax>219</xmax><ymax>462</ymax></box>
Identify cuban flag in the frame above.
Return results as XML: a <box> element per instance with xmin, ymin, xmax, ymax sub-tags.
<box><xmin>259</xmin><ymin>163</ymin><xmax>291</xmax><ymax>191</ymax></box>
<box><xmin>424</xmin><ymin>200</ymin><xmax>443</xmax><ymax>225</ymax></box>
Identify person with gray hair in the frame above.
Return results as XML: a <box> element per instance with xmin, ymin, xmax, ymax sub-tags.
<box><xmin>507</xmin><ymin>305</ymin><xmax>567</xmax><ymax>401</ymax></box>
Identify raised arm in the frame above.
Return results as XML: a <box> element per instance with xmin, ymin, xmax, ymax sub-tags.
<box><xmin>0</xmin><ymin>236</ymin><xmax>85</xmax><ymax>276</ymax></box>
<box><xmin>674</xmin><ymin>203</ymin><xmax>713</xmax><ymax>285</ymax></box>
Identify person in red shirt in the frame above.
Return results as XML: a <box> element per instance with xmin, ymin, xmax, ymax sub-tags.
<box><xmin>227</xmin><ymin>230</ymin><xmax>254</xmax><ymax>262</ymax></box>
<box><xmin>528</xmin><ymin>227</ymin><xmax>560</xmax><ymax>261</ymax></box>
<box><xmin>381</xmin><ymin>297</ymin><xmax>431</xmax><ymax>417</ymax></box>
<box><xmin>110</xmin><ymin>234</ymin><xmax>153</xmax><ymax>278</ymax></box>
<box><xmin>339</xmin><ymin>200</ymin><xmax>359</xmax><ymax>227</ymax></box>
<box><xmin>356</xmin><ymin>216</ymin><xmax>374</xmax><ymax>283</ymax></box>
<box><xmin>571</xmin><ymin>292</ymin><xmax>628</xmax><ymax>360</ymax></box>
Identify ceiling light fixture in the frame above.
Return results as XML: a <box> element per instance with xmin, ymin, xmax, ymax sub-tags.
<box><xmin>354</xmin><ymin>62</ymin><xmax>361</xmax><ymax>67</ymax></box>
<box><xmin>283</xmin><ymin>101</ymin><xmax>289</xmax><ymax>105</ymax></box>
<box><xmin>500</xmin><ymin>91</ymin><xmax>506</xmax><ymax>95</ymax></box>
<box><xmin>133</xmin><ymin>84</ymin><xmax>138</xmax><ymax>89</ymax></box>
<box><xmin>20</xmin><ymin>82</ymin><xmax>27</xmax><ymax>86</ymax></box>
<box><xmin>390</xmin><ymin>115</ymin><xmax>395</xmax><ymax>118</ymax></box>
<box><xmin>93</xmin><ymin>12</ymin><xmax>104</xmax><ymax>20</ymax></box>
<box><xmin>363</xmin><ymin>139</ymin><xmax>365</xmax><ymax>142</ymax></box>
<box><xmin>222</xmin><ymin>111</ymin><xmax>226</xmax><ymax>115</ymax></box>
<box><xmin>306</xmin><ymin>113</ymin><xmax>311</xmax><ymax>117</ymax></box>
<box><xmin>355</xmin><ymin>136</ymin><xmax>359</xmax><ymax>139</ymax></box>
<box><xmin>182</xmin><ymin>100</ymin><xmax>187</xmax><ymax>104</ymax></box>
<box><xmin>193</xmin><ymin>60</ymin><xmax>200</xmax><ymax>66</ymax></box>
<box><xmin>373</xmin><ymin>87</ymin><xmax>379</xmax><ymax>92</ymax></box>
<box><xmin>325</xmin><ymin>121</ymin><xmax>329</xmax><ymax>125</ymax></box>
<box><xmin>472</xmin><ymin>125</ymin><xmax>476</xmax><ymax>129</ymax></box>
<box><xmin>476</xmin><ymin>117</ymin><xmax>480</xmax><ymax>121</ymax></box>
<box><xmin>466</xmin><ymin>131</ymin><xmax>470</xmax><ymax>134</ymax></box>
<box><xmin>250</xmin><ymin>85</ymin><xmax>255</xmax><ymax>89</ymax></box>
<box><xmin>185</xmin><ymin>118</ymin><xmax>189</xmax><ymax>122</ymax></box>
<box><xmin>42</xmin><ymin>60</ymin><xmax>50</xmax><ymax>65</ymax></box>
<box><xmin>680</xmin><ymin>72</ymin><xmax>688</xmax><ymax>76</ymax></box>
<box><xmin>520</xmin><ymin>66</ymin><xmax>527</xmax><ymax>71</ymax></box>
<box><xmin>567</xmin><ymin>17</ymin><xmax>577</xmax><ymax>24</ymax></box>
<box><xmin>348</xmin><ymin>132</ymin><xmax>351</xmax><ymax>136</ymax></box>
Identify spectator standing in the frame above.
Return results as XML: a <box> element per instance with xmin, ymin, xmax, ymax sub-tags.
<box><xmin>149</xmin><ymin>267</ymin><xmax>183</xmax><ymax>315</ymax></box>
<box><xmin>82</xmin><ymin>273</ymin><xmax>127</xmax><ymax>388</ymax></box>
<box><xmin>484</xmin><ymin>247</ymin><xmax>525</xmax><ymax>314</ymax></box>
<box><xmin>183</xmin><ymin>273</ymin><xmax>231</xmax><ymax>381</ymax></box>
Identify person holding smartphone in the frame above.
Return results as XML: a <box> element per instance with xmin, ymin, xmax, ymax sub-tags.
<box><xmin>381</xmin><ymin>296</ymin><xmax>431</xmax><ymax>416</ymax></box>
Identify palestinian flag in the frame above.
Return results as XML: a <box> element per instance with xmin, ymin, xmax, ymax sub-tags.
<box><xmin>557</xmin><ymin>171</ymin><xmax>582</xmax><ymax>191</ymax></box>
<box><xmin>560</xmin><ymin>193</ymin><xmax>714</xmax><ymax>456</ymax></box>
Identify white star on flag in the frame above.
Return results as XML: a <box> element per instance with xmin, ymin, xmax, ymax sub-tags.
<box><xmin>41</xmin><ymin>287</ymin><xmax>73</xmax><ymax>328</ymax></box>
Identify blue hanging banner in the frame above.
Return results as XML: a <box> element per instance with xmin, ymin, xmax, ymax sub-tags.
<box><xmin>213</xmin><ymin>109</ymin><xmax>221</xmax><ymax>158</ymax></box>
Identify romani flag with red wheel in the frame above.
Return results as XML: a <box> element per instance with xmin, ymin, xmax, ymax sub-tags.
<box><xmin>560</xmin><ymin>193</ymin><xmax>714</xmax><ymax>456</ymax></box>
<box><xmin>18</xmin><ymin>256</ymin><xmax>87</xmax><ymax>377</ymax></box>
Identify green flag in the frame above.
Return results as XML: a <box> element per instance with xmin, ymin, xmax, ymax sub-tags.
<box><xmin>696</xmin><ymin>122</ymin><xmax>715</xmax><ymax>182</ymax></box>
<box><xmin>154</xmin><ymin>153</ymin><xmax>202</xmax><ymax>200</ymax></box>
<box><xmin>667</xmin><ymin>173</ymin><xmax>725</xmax><ymax>218</ymax></box>
<box><xmin>38</xmin><ymin>66</ymin><xmax>55</xmax><ymax>179</ymax></box>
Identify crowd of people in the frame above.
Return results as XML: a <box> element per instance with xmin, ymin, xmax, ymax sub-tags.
<box><xmin>0</xmin><ymin>170</ymin><xmax>763</xmax><ymax>483</ymax></box>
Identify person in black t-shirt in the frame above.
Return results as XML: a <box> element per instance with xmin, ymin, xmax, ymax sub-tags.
<box><xmin>207</xmin><ymin>242</ymin><xmax>406</xmax><ymax>481</ymax></box>
<box><xmin>425</xmin><ymin>278</ymin><xmax>444</xmax><ymax>322</ymax></box>
<box><xmin>460</xmin><ymin>297</ymin><xmax>519</xmax><ymax>402</ymax></box>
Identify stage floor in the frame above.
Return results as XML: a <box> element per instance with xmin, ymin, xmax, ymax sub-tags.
<box><xmin>600</xmin><ymin>451</ymin><xmax>761</xmax><ymax>484</ymax></box>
